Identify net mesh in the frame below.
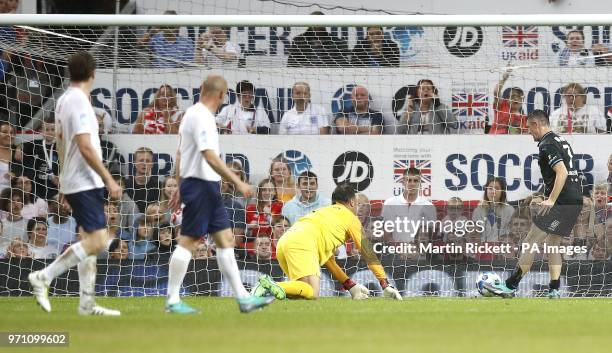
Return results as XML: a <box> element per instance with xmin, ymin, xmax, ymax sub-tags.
<box><xmin>0</xmin><ymin>4</ymin><xmax>611</xmax><ymax>298</ymax></box>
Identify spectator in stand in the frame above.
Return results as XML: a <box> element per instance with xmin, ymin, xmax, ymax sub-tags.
<box><xmin>270</xmin><ymin>215</ymin><xmax>290</xmax><ymax>250</ymax></box>
<box><xmin>440</xmin><ymin>197</ymin><xmax>468</xmax><ymax>241</ymax></box>
<box><xmin>593</xmin><ymin>183</ymin><xmax>610</xmax><ymax>226</ymax></box>
<box><xmin>4</xmin><ymin>238</ymin><xmax>30</xmax><ymax>258</ymax></box>
<box><xmin>282</xmin><ymin>171</ymin><xmax>330</xmax><ymax>225</ymax></box>
<box><xmin>497</xmin><ymin>233</ymin><xmax>519</xmax><ymax>261</ymax></box>
<box><xmin>17</xmin><ymin>116</ymin><xmax>59</xmax><ymax>199</ymax></box>
<box><xmin>592</xmin><ymin>42</ymin><xmax>612</xmax><ymax>66</ymax></box>
<box><xmin>588</xmin><ymin>240</ymin><xmax>609</xmax><ymax>260</ymax></box>
<box><xmin>0</xmin><ymin>121</ymin><xmax>15</xmax><ymax>192</ymax></box>
<box><xmin>605</xmin><ymin>217</ymin><xmax>612</xmax><ymax>254</ymax></box>
<box><xmin>401</xmin><ymin>79</ymin><xmax>457</xmax><ymax>134</ymax></box>
<box><xmin>558</xmin><ymin>30</ymin><xmax>595</xmax><ymax>67</ymax></box>
<box><xmin>286</xmin><ymin>11</ymin><xmax>349</xmax><ymax>68</ymax></box>
<box><xmin>112</xmin><ymin>174</ymin><xmax>138</xmax><ymax>232</ymax></box>
<box><xmin>46</xmin><ymin>194</ymin><xmax>77</xmax><ymax>253</ymax></box>
<box><xmin>550</xmin><ymin>83</ymin><xmax>607</xmax><ymax>134</ymax></box>
<box><xmin>193</xmin><ymin>239</ymin><xmax>213</xmax><ymax>259</ymax></box>
<box><xmin>97</xmin><ymin>110</ymin><xmax>127</xmax><ymax>176</ymax></box>
<box><xmin>279</xmin><ymin>82</ymin><xmax>330</xmax><ymax>135</ymax></box>
<box><xmin>356</xmin><ymin>193</ymin><xmax>375</xmax><ymax>241</ymax></box>
<box><xmin>216</xmin><ymin>80</ymin><xmax>270</xmax><ymax>135</ymax></box>
<box><xmin>381</xmin><ymin>167</ymin><xmax>437</xmax><ymax>243</ymax></box>
<box><xmin>6</xmin><ymin>49</ymin><xmax>53</xmax><ymax>127</ymax></box>
<box><xmin>12</xmin><ymin>176</ymin><xmax>47</xmax><ymax>219</ymax></box>
<box><xmin>26</xmin><ymin>217</ymin><xmax>56</xmax><ymax>259</ymax></box>
<box><xmin>150</xmin><ymin>223</ymin><xmax>176</xmax><ymax>257</ymax></box>
<box><xmin>252</xmin><ymin>236</ymin><xmax>273</xmax><ymax>260</ymax></box>
<box><xmin>269</xmin><ymin>158</ymin><xmax>296</xmax><ymax>202</ymax></box>
<box><xmin>108</xmin><ymin>238</ymin><xmax>129</xmax><ymax>260</ymax></box>
<box><xmin>137</xmin><ymin>10</ymin><xmax>194</xmax><ymax>68</ymax></box>
<box><xmin>509</xmin><ymin>212</ymin><xmax>530</xmax><ymax>242</ymax></box>
<box><xmin>133</xmin><ymin>201</ymin><xmax>164</xmax><ymax>233</ymax></box>
<box><xmin>571</xmin><ymin>195</ymin><xmax>596</xmax><ymax>247</ymax></box>
<box><xmin>225</xmin><ymin>159</ymin><xmax>249</xmax><ymax>206</ymax></box>
<box><xmin>133</xmin><ymin>84</ymin><xmax>182</xmax><ymax>135</ymax></box>
<box><xmin>124</xmin><ymin>147</ymin><xmax>162</xmax><ymax>213</ymax></box>
<box><xmin>334</xmin><ymin>85</ymin><xmax>383</xmax><ymax>135</ymax></box>
<box><xmin>129</xmin><ymin>217</ymin><xmax>156</xmax><ymax>260</ymax></box>
<box><xmin>105</xmin><ymin>203</ymin><xmax>131</xmax><ymax>241</ymax></box>
<box><xmin>489</xmin><ymin>69</ymin><xmax>526</xmax><ymax>134</ymax></box>
<box><xmin>158</xmin><ymin>176</ymin><xmax>178</xmax><ymax>223</ymax></box>
<box><xmin>471</xmin><ymin>177</ymin><xmax>515</xmax><ymax>242</ymax></box>
<box><xmin>0</xmin><ymin>188</ymin><xmax>27</xmax><ymax>252</ymax></box>
<box><xmin>246</xmin><ymin>178</ymin><xmax>283</xmax><ymax>240</ymax></box>
<box><xmin>351</xmin><ymin>26</ymin><xmax>399</xmax><ymax>67</ymax></box>
<box><xmin>220</xmin><ymin>168</ymin><xmax>247</xmax><ymax>247</ymax></box>
<box><xmin>0</xmin><ymin>0</ymin><xmax>19</xmax><ymax>14</ymax></box>
<box><xmin>195</xmin><ymin>26</ymin><xmax>241</xmax><ymax>67</ymax></box>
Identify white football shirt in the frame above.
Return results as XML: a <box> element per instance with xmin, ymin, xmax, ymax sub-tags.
<box><xmin>278</xmin><ymin>104</ymin><xmax>329</xmax><ymax>135</ymax></box>
<box><xmin>55</xmin><ymin>87</ymin><xmax>104</xmax><ymax>194</ymax></box>
<box><xmin>179</xmin><ymin>102</ymin><xmax>221</xmax><ymax>181</ymax></box>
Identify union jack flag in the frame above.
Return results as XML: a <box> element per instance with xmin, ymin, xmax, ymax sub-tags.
<box><xmin>502</xmin><ymin>26</ymin><xmax>538</xmax><ymax>48</ymax></box>
<box><xmin>393</xmin><ymin>160</ymin><xmax>432</xmax><ymax>184</ymax></box>
<box><xmin>452</xmin><ymin>93</ymin><xmax>489</xmax><ymax>117</ymax></box>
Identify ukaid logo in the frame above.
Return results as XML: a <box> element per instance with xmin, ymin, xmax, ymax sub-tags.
<box><xmin>452</xmin><ymin>88</ymin><xmax>488</xmax><ymax>134</ymax></box>
<box><xmin>501</xmin><ymin>26</ymin><xmax>539</xmax><ymax>61</ymax></box>
<box><xmin>393</xmin><ymin>159</ymin><xmax>432</xmax><ymax>197</ymax></box>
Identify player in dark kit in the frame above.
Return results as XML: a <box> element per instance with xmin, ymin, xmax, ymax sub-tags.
<box><xmin>485</xmin><ymin>109</ymin><xmax>583</xmax><ymax>299</ymax></box>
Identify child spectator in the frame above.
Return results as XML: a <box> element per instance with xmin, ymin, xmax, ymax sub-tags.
<box><xmin>4</xmin><ymin>238</ymin><xmax>30</xmax><ymax>259</ymax></box>
<box><xmin>489</xmin><ymin>69</ymin><xmax>526</xmax><ymax>134</ymax></box>
<box><xmin>26</xmin><ymin>217</ymin><xmax>56</xmax><ymax>259</ymax></box>
<box><xmin>216</xmin><ymin>80</ymin><xmax>270</xmax><ymax>135</ymax></box>
<box><xmin>246</xmin><ymin>178</ymin><xmax>283</xmax><ymax>240</ymax></box>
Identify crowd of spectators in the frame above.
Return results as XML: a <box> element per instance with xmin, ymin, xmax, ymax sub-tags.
<box><xmin>0</xmin><ymin>6</ymin><xmax>611</xmax><ymax>264</ymax></box>
<box><xmin>0</xmin><ymin>134</ymin><xmax>605</xmax><ymax>263</ymax></box>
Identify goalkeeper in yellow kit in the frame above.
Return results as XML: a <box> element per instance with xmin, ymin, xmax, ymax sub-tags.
<box><xmin>253</xmin><ymin>183</ymin><xmax>402</xmax><ymax>300</ymax></box>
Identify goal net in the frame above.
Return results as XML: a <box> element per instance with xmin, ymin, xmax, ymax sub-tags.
<box><xmin>0</xmin><ymin>8</ymin><xmax>611</xmax><ymax>298</ymax></box>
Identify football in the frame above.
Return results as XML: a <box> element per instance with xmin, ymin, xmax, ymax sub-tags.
<box><xmin>476</xmin><ymin>272</ymin><xmax>502</xmax><ymax>297</ymax></box>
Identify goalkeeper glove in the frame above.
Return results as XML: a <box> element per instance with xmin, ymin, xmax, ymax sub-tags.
<box><xmin>379</xmin><ymin>279</ymin><xmax>403</xmax><ymax>301</ymax></box>
<box><xmin>343</xmin><ymin>279</ymin><xmax>369</xmax><ymax>300</ymax></box>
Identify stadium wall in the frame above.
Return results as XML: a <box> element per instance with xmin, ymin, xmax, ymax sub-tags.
<box><xmin>2</xmin><ymin>258</ymin><xmax>610</xmax><ymax>297</ymax></box>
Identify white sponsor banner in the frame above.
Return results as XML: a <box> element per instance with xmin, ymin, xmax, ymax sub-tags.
<box><xmin>104</xmin><ymin>134</ymin><xmax>611</xmax><ymax>202</ymax></box>
<box><xmin>93</xmin><ymin>67</ymin><xmax>612</xmax><ymax>135</ymax></box>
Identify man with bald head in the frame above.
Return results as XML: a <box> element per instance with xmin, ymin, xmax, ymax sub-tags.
<box><xmin>334</xmin><ymin>85</ymin><xmax>383</xmax><ymax>134</ymax></box>
<box><xmin>165</xmin><ymin>75</ymin><xmax>274</xmax><ymax>314</ymax></box>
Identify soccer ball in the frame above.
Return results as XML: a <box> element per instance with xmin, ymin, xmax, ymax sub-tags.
<box><xmin>476</xmin><ymin>272</ymin><xmax>502</xmax><ymax>297</ymax></box>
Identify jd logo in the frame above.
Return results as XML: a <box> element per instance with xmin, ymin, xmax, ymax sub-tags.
<box><xmin>332</xmin><ymin>151</ymin><xmax>373</xmax><ymax>191</ymax></box>
<box><xmin>443</xmin><ymin>26</ymin><xmax>483</xmax><ymax>57</ymax></box>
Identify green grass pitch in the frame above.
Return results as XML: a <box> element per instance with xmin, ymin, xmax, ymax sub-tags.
<box><xmin>1</xmin><ymin>297</ymin><xmax>612</xmax><ymax>353</ymax></box>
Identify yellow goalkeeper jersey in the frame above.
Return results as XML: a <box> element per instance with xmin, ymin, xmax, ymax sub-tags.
<box><xmin>286</xmin><ymin>203</ymin><xmax>386</xmax><ymax>280</ymax></box>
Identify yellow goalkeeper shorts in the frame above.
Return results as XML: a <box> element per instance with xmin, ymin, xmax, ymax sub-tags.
<box><xmin>276</xmin><ymin>229</ymin><xmax>320</xmax><ymax>281</ymax></box>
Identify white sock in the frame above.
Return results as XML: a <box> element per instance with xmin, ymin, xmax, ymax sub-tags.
<box><xmin>167</xmin><ymin>245</ymin><xmax>191</xmax><ymax>305</ymax></box>
<box><xmin>78</xmin><ymin>255</ymin><xmax>97</xmax><ymax>310</ymax></box>
<box><xmin>216</xmin><ymin>248</ymin><xmax>249</xmax><ymax>299</ymax></box>
<box><xmin>42</xmin><ymin>242</ymin><xmax>88</xmax><ymax>281</ymax></box>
